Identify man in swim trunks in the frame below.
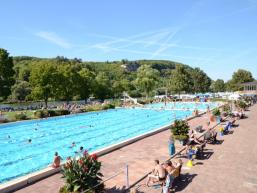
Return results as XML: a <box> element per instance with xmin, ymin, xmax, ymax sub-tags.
<box><xmin>52</xmin><ymin>152</ymin><xmax>62</xmax><ymax>168</ymax></box>
<box><xmin>146</xmin><ymin>160</ymin><xmax>166</xmax><ymax>186</ymax></box>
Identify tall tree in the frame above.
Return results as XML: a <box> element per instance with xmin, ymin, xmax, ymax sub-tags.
<box><xmin>56</xmin><ymin>64</ymin><xmax>81</xmax><ymax>103</ymax></box>
<box><xmin>135</xmin><ymin>65</ymin><xmax>159</xmax><ymax>98</ymax></box>
<box><xmin>78</xmin><ymin>68</ymin><xmax>95</xmax><ymax>103</ymax></box>
<box><xmin>169</xmin><ymin>65</ymin><xmax>192</xmax><ymax>96</ymax></box>
<box><xmin>29</xmin><ymin>62</ymin><xmax>59</xmax><ymax>108</ymax></box>
<box><xmin>11</xmin><ymin>81</ymin><xmax>31</xmax><ymax>101</ymax></box>
<box><xmin>112</xmin><ymin>79</ymin><xmax>130</xmax><ymax>98</ymax></box>
<box><xmin>211</xmin><ymin>79</ymin><xmax>225</xmax><ymax>92</ymax></box>
<box><xmin>0</xmin><ymin>48</ymin><xmax>15</xmax><ymax>99</ymax></box>
<box><xmin>94</xmin><ymin>72</ymin><xmax>112</xmax><ymax>101</ymax></box>
<box><xmin>190</xmin><ymin>67</ymin><xmax>211</xmax><ymax>93</ymax></box>
<box><xmin>227</xmin><ymin>69</ymin><xmax>254</xmax><ymax>91</ymax></box>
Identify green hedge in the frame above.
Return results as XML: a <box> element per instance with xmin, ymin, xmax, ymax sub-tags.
<box><xmin>14</xmin><ymin>113</ymin><xmax>27</xmax><ymax>120</ymax></box>
<box><xmin>34</xmin><ymin>109</ymin><xmax>70</xmax><ymax>118</ymax></box>
<box><xmin>102</xmin><ymin>103</ymin><xmax>115</xmax><ymax>110</ymax></box>
<box><xmin>82</xmin><ymin>103</ymin><xmax>116</xmax><ymax>112</ymax></box>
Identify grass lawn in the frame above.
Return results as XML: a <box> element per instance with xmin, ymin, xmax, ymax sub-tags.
<box><xmin>209</xmin><ymin>98</ymin><xmax>230</xmax><ymax>102</ymax></box>
<box><xmin>4</xmin><ymin>110</ymin><xmax>35</xmax><ymax>121</ymax></box>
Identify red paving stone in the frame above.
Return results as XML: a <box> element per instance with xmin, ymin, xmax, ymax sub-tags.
<box><xmin>137</xmin><ymin>105</ymin><xmax>257</xmax><ymax>193</ymax></box>
<box><xmin>13</xmin><ymin>105</ymin><xmax>257</xmax><ymax>193</ymax></box>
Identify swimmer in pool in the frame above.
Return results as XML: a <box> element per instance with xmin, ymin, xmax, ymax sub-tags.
<box><xmin>70</xmin><ymin>142</ymin><xmax>76</xmax><ymax>148</ymax></box>
<box><xmin>28</xmin><ymin>139</ymin><xmax>32</xmax><ymax>143</ymax></box>
<box><xmin>75</xmin><ymin>146</ymin><xmax>84</xmax><ymax>154</ymax></box>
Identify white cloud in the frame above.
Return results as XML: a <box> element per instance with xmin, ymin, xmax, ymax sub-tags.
<box><xmin>35</xmin><ymin>31</ymin><xmax>71</xmax><ymax>49</ymax></box>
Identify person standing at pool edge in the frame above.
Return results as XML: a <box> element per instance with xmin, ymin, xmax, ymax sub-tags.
<box><xmin>168</xmin><ymin>134</ymin><xmax>175</xmax><ymax>157</ymax></box>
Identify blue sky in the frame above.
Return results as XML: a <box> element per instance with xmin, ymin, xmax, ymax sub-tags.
<box><xmin>0</xmin><ymin>0</ymin><xmax>257</xmax><ymax>80</ymax></box>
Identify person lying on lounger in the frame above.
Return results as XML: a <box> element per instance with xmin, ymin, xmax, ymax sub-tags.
<box><xmin>146</xmin><ymin>160</ymin><xmax>166</xmax><ymax>186</ymax></box>
<box><xmin>223</xmin><ymin>117</ymin><xmax>237</xmax><ymax>133</ymax></box>
<box><xmin>204</xmin><ymin>129</ymin><xmax>217</xmax><ymax>144</ymax></box>
<box><xmin>189</xmin><ymin>131</ymin><xmax>204</xmax><ymax>145</ymax></box>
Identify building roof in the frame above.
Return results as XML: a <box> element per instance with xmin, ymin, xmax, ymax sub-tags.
<box><xmin>241</xmin><ymin>81</ymin><xmax>257</xmax><ymax>85</ymax></box>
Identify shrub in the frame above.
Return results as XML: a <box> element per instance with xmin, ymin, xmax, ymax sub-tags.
<box><xmin>222</xmin><ymin>104</ymin><xmax>231</xmax><ymax>113</ymax></box>
<box><xmin>170</xmin><ymin>120</ymin><xmax>189</xmax><ymax>141</ymax></box>
<box><xmin>48</xmin><ymin>110</ymin><xmax>70</xmax><ymax>117</ymax></box>
<box><xmin>61</xmin><ymin>152</ymin><xmax>104</xmax><ymax>193</ymax></box>
<box><xmin>102</xmin><ymin>103</ymin><xmax>115</xmax><ymax>110</ymax></box>
<box><xmin>83</xmin><ymin>104</ymin><xmax>102</xmax><ymax>112</ymax></box>
<box><xmin>34</xmin><ymin>109</ymin><xmax>70</xmax><ymax>118</ymax></box>
<box><xmin>212</xmin><ymin>108</ymin><xmax>221</xmax><ymax>116</ymax></box>
<box><xmin>236</xmin><ymin>100</ymin><xmax>247</xmax><ymax>110</ymax></box>
<box><xmin>137</xmin><ymin>99</ymin><xmax>146</xmax><ymax>105</ymax></box>
<box><xmin>34</xmin><ymin>110</ymin><xmax>49</xmax><ymax>118</ymax></box>
<box><xmin>14</xmin><ymin>113</ymin><xmax>27</xmax><ymax>120</ymax></box>
<box><xmin>82</xmin><ymin>103</ymin><xmax>116</xmax><ymax>112</ymax></box>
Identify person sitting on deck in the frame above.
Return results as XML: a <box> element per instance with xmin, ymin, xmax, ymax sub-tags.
<box><xmin>162</xmin><ymin>172</ymin><xmax>173</xmax><ymax>193</ymax></box>
<box><xmin>204</xmin><ymin>129</ymin><xmax>217</xmax><ymax>144</ymax></box>
<box><xmin>146</xmin><ymin>160</ymin><xmax>166</xmax><ymax>186</ymax></box>
<box><xmin>52</xmin><ymin>152</ymin><xmax>62</xmax><ymax>168</ymax></box>
<box><xmin>162</xmin><ymin>161</ymin><xmax>175</xmax><ymax>193</ymax></box>
<box><xmin>206</xmin><ymin>105</ymin><xmax>211</xmax><ymax>114</ymax></box>
<box><xmin>202</xmin><ymin>121</ymin><xmax>217</xmax><ymax>142</ymax></box>
<box><xmin>172</xmin><ymin>159</ymin><xmax>183</xmax><ymax>178</ymax></box>
<box><xmin>192</xmin><ymin>109</ymin><xmax>199</xmax><ymax>117</ymax></box>
<box><xmin>163</xmin><ymin>160</ymin><xmax>175</xmax><ymax>175</ymax></box>
<box><xmin>186</xmin><ymin>144</ymin><xmax>197</xmax><ymax>160</ymax></box>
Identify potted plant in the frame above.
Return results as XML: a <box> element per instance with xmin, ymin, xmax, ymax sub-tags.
<box><xmin>170</xmin><ymin>120</ymin><xmax>189</xmax><ymax>145</ymax></box>
<box><xmin>236</xmin><ymin>100</ymin><xmax>247</xmax><ymax>110</ymax></box>
<box><xmin>222</xmin><ymin>104</ymin><xmax>231</xmax><ymax>117</ymax></box>
<box><xmin>212</xmin><ymin>108</ymin><xmax>221</xmax><ymax>123</ymax></box>
<box><xmin>60</xmin><ymin>151</ymin><xmax>104</xmax><ymax>193</ymax></box>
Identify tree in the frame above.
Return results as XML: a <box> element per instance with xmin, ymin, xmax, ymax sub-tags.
<box><xmin>112</xmin><ymin>79</ymin><xmax>130</xmax><ymax>98</ymax></box>
<box><xmin>29</xmin><ymin>62</ymin><xmax>59</xmax><ymax>108</ymax></box>
<box><xmin>227</xmin><ymin>69</ymin><xmax>254</xmax><ymax>91</ymax></box>
<box><xmin>78</xmin><ymin>68</ymin><xmax>95</xmax><ymax>103</ymax></box>
<box><xmin>10</xmin><ymin>81</ymin><xmax>31</xmax><ymax>101</ymax></box>
<box><xmin>56</xmin><ymin>64</ymin><xmax>81</xmax><ymax>103</ymax></box>
<box><xmin>190</xmin><ymin>67</ymin><xmax>211</xmax><ymax>93</ymax></box>
<box><xmin>0</xmin><ymin>48</ymin><xmax>15</xmax><ymax>99</ymax></box>
<box><xmin>135</xmin><ymin>65</ymin><xmax>159</xmax><ymax>98</ymax></box>
<box><xmin>169</xmin><ymin>65</ymin><xmax>192</xmax><ymax>96</ymax></box>
<box><xmin>93</xmin><ymin>72</ymin><xmax>112</xmax><ymax>101</ymax></box>
<box><xmin>211</xmin><ymin>79</ymin><xmax>225</xmax><ymax>92</ymax></box>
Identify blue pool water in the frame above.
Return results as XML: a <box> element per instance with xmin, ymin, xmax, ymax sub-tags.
<box><xmin>0</xmin><ymin>102</ymin><xmax>218</xmax><ymax>183</ymax></box>
<box><xmin>145</xmin><ymin>102</ymin><xmax>218</xmax><ymax>110</ymax></box>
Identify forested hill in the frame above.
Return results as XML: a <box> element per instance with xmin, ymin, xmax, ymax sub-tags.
<box><xmin>13</xmin><ymin>56</ymin><xmax>190</xmax><ymax>76</ymax></box>
<box><xmin>1</xmin><ymin>48</ymin><xmax>254</xmax><ymax>104</ymax></box>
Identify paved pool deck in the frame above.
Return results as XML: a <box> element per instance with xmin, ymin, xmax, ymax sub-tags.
<box><xmin>137</xmin><ymin>105</ymin><xmax>257</xmax><ymax>193</ymax></box>
<box><xmin>13</xmin><ymin>105</ymin><xmax>257</xmax><ymax>193</ymax></box>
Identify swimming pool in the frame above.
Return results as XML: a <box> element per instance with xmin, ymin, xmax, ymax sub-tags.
<box><xmin>0</xmin><ymin>102</ymin><xmax>218</xmax><ymax>183</ymax></box>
